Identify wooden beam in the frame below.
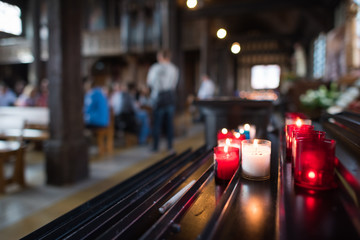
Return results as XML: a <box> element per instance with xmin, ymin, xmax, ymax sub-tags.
<box><xmin>181</xmin><ymin>0</ymin><xmax>339</xmax><ymax>19</ymax></box>
<box><xmin>46</xmin><ymin>0</ymin><xmax>89</xmax><ymax>186</ymax></box>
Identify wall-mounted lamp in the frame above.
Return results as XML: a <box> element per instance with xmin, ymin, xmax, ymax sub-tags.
<box><xmin>231</xmin><ymin>42</ymin><xmax>241</xmax><ymax>54</ymax></box>
<box><xmin>216</xmin><ymin>28</ymin><xmax>227</xmax><ymax>39</ymax></box>
<box><xmin>186</xmin><ymin>0</ymin><xmax>197</xmax><ymax>9</ymax></box>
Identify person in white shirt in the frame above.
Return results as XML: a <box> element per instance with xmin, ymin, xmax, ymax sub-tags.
<box><xmin>194</xmin><ymin>74</ymin><xmax>216</xmax><ymax>122</ymax></box>
<box><xmin>147</xmin><ymin>50</ymin><xmax>179</xmax><ymax>152</ymax></box>
<box><xmin>197</xmin><ymin>74</ymin><xmax>215</xmax><ymax>100</ymax></box>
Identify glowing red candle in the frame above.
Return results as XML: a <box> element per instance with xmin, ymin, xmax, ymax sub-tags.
<box><xmin>214</xmin><ymin>146</ymin><xmax>239</xmax><ymax>180</ymax></box>
<box><xmin>217</xmin><ymin>128</ymin><xmax>233</xmax><ymax>141</ymax></box>
<box><xmin>294</xmin><ymin>138</ymin><xmax>336</xmax><ymax>190</ymax></box>
<box><xmin>292</xmin><ymin>131</ymin><xmax>326</xmax><ymax>169</ymax></box>
<box><xmin>285</xmin><ymin>119</ymin><xmax>313</xmax><ymax>160</ymax></box>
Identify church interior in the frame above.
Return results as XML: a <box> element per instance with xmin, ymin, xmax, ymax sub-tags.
<box><xmin>0</xmin><ymin>0</ymin><xmax>360</xmax><ymax>239</ymax></box>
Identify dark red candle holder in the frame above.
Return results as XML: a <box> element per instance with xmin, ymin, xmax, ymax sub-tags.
<box><xmin>217</xmin><ymin>128</ymin><xmax>233</xmax><ymax>141</ymax></box>
<box><xmin>214</xmin><ymin>146</ymin><xmax>239</xmax><ymax>181</ymax></box>
<box><xmin>294</xmin><ymin>138</ymin><xmax>336</xmax><ymax>190</ymax></box>
<box><xmin>292</xmin><ymin>130</ymin><xmax>326</xmax><ymax>169</ymax></box>
<box><xmin>286</xmin><ymin>124</ymin><xmax>314</xmax><ymax>160</ymax></box>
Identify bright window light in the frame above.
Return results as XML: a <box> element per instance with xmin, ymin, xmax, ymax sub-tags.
<box><xmin>0</xmin><ymin>1</ymin><xmax>22</xmax><ymax>35</ymax></box>
<box><xmin>251</xmin><ymin>65</ymin><xmax>281</xmax><ymax>89</ymax></box>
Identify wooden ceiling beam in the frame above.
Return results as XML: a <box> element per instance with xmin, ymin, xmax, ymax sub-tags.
<box><xmin>181</xmin><ymin>0</ymin><xmax>339</xmax><ymax>19</ymax></box>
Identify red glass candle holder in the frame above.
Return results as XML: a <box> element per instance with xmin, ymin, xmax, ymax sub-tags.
<box><xmin>285</xmin><ymin>112</ymin><xmax>309</xmax><ymax>120</ymax></box>
<box><xmin>294</xmin><ymin>138</ymin><xmax>336</xmax><ymax>190</ymax></box>
<box><xmin>286</xmin><ymin>124</ymin><xmax>314</xmax><ymax>160</ymax></box>
<box><xmin>292</xmin><ymin>131</ymin><xmax>326</xmax><ymax>168</ymax></box>
<box><xmin>217</xmin><ymin>128</ymin><xmax>233</xmax><ymax>141</ymax></box>
<box><xmin>214</xmin><ymin>146</ymin><xmax>239</xmax><ymax>180</ymax></box>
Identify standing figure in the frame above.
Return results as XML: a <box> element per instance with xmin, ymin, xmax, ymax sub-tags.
<box><xmin>147</xmin><ymin>50</ymin><xmax>179</xmax><ymax>152</ymax></box>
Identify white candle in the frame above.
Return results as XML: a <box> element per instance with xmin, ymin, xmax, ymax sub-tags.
<box><xmin>242</xmin><ymin>139</ymin><xmax>271</xmax><ymax>180</ymax></box>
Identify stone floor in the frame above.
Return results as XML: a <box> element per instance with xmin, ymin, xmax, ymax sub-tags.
<box><xmin>0</xmin><ymin>123</ymin><xmax>205</xmax><ymax>239</ymax></box>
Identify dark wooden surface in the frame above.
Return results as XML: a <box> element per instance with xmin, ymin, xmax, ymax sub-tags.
<box><xmin>22</xmin><ymin>113</ymin><xmax>360</xmax><ymax>240</ymax></box>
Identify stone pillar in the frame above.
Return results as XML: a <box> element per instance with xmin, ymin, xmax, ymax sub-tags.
<box><xmin>45</xmin><ymin>0</ymin><xmax>89</xmax><ymax>185</ymax></box>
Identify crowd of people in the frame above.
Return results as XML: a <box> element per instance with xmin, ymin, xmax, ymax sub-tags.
<box><xmin>1</xmin><ymin>49</ymin><xmax>215</xmax><ymax>152</ymax></box>
<box><xmin>0</xmin><ymin>79</ymin><xmax>49</xmax><ymax>107</ymax></box>
<box><xmin>83</xmin><ymin>50</ymin><xmax>179</xmax><ymax>151</ymax></box>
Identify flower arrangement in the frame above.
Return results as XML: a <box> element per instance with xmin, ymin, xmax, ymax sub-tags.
<box><xmin>300</xmin><ymin>83</ymin><xmax>340</xmax><ymax>109</ymax></box>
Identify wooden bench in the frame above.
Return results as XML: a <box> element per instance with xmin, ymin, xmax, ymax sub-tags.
<box><xmin>88</xmin><ymin>110</ymin><xmax>115</xmax><ymax>157</ymax></box>
<box><xmin>0</xmin><ymin>117</ymin><xmax>26</xmax><ymax>194</ymax></box>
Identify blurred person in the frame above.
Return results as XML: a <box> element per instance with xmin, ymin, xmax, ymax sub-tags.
<box><xmin>110</xmin><ymin>81</ymin><xmax>138</xmax><ymax>134</ymax></box>
<box><xmin>128</xmin><ymin>82</ymin><xmax>150</xmax><ymax>145</ymax></box>
<box><xmin>15</xmin><ymin>84</ymin><xmax>38</xmax><ymax>107</ymax></box>
<box><xmin>147</xmin><ymin>49</ymin><xmax>179</xmax><ymax>152</ymax></box>
<box><xmin>14</xmin><ymin>79</ymin><xmax>26</xmax><ymax>97</ymax></box>
<box><xmin>0</xmin><ymin>81</ymin><xmax>17</xmax><ymax>106</ymax></box>
<box><xmin>197</xmin><ymin>74</ymin><xmax>215</xmax><ymax>100</ymax></box>
<box><xmin>194</xmin><ymin>74</ymin><xmax>216</xmax><ymax>122</ymax></box>
<box><xmin>83</xmin><ymin>77</ymin><xmax>109</xmax><ymax>127</ymax></box>
<box><xmin>36</xmin><ymin>79</ymin><xmax>49</xmax><ymax>107</ymax></box>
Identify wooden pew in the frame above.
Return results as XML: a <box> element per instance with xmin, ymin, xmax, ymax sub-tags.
<box><xmin>0</xmin><ymin>117</ymin><xmax>26</xmax><ymax>194</ymax></box>
<box><xmin>87</xmin><ymin>110</ymin><xmax>115</xmax><ymax>157</ymax></box>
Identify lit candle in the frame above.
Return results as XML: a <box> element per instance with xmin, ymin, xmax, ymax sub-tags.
<box><xmin>218</xmin><ymin>138</ymin><xmax>241</xmax><ymax>151</ymax></box>
<box><xmin>294</xmin><ymin>138</ymin><xmax>336</xmax><ymax>190</ymax></box>
<box><xmin>214</xmin><ymin>146</ymin><xmax>239</xmax><ymax>180</ymax></box>
<box><xmin>285</xmin><ymin>119</ymin><xmax>313</xmax><ymax>160</ymax></box>
<box><xmin>243</xmin><ymin>124</ymin><xmax>251</xmax><ymax>139</ymax></box>
<box><xmin>217</xmin><ymin>128</ymin><xmax>232</xmax><ymax>141</ymax></box>
<box><xmin>241</xmin><ymin>139</ymin><xmax>271</xmax><ymax>180</ymax></box>
<box><xmin>292</xmin><ymin>131</ymin><xmax>326</xmax><ymax>169</ymax></box>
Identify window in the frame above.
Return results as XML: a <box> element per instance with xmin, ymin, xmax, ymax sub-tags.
<box><xmin>0</xmin><ymin>1</ymin><xmax>22</xmax><ymax>35</ymax></box>
<box><xmin>355</xmin><ymin>0</ymin><xmax>360</xmax><ymax>67</ymax></box>
<box><xmin>250</xmin><ymin>65</ymin><xmax>281</xmax><ymax>89</ymax></box>
<box><xmin>313</xmin><ymin>33</ymin><xmax>327</xmax><ymax>78</ymax></box>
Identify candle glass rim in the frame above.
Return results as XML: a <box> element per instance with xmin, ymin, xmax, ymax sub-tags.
<box><xmin>241</xmin><ymin>139</ymin><xmax>271</xmax><ymax>145</ymax></box>
<box><xmin>214</xmin><ymin>145</ymin><xmax>240</xmax><ymax>152</ymax></box>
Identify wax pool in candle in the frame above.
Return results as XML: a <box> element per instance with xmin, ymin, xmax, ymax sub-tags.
<box><xmin>242</xmin><ymin>139</ymin><xmax>271</xmax><ymax>180</ymax></box>
<box><xmin>214</xmin><ymin>146</ymin><xmax>239</xmax><ymax>180</ymax></box>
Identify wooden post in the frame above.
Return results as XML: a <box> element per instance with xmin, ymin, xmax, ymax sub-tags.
<box><xmin>45</xmin><ymin>0</ymin><xmax>89</xmax><ymax>185</ymax></box>
<box><xmin>28</xmin><ymin>0</ymin><xmax>41</xmax><ymax>87</ymax></box>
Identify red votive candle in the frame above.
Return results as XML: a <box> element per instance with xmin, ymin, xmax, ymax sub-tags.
<box><xmin>286</xmin><ymin>122</ymin><xmax>314</xmax><ymax>160</ymax></box>
<box><xmin>294</xmin><ymin>138</ymin><xmax>336</xmax><ymax>190</ymax></box>
<box><xmin>232</xmin><ymin>131</ymin><xmax>246</xmax><ymax>141</ymax></box>
<box><xmin>292</xmin><ymin>131</ymin><xmax>326</xmax><ymax>169</ymax></box>
<box><xmin>217</xmin><ymin>128</ymin><xmax>233</xmax><ymax>141</ymax></box>
<box><xmin>214</xmin><ymin>146</ymin><xmax>239</xmax><ymax>180</ymax></box>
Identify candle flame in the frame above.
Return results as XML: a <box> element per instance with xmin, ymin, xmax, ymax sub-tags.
<box><xmin>244</xmin><ymin>123</ymin><xmax>250</xmax><ymax>131</ymax></box>
<box><xmin>225</xmin><ymin>138</ymin><xmax>231</xmax><ymax>145</ymax></box>
<box><xmin>221</xmin><ymin>128</ymin><xmax>228</xmax><ymax>134</ymax></box>
<box><xmin>234</xmin><ymin>132</ymin><xmax>241</xmax><ymax>139</ymax></box>
<box><xmin>295</xmin><ymin>118</ymin><xmax>302</xmax><ymax>127</ymax></box>
<box><xmin>308</xmin><ymin>171</ymin><xmax>316</xmax><ymax>179</ymax></box>
<box><xmin>224</xmin><ymin>145</ymin><xmax>228</xmax><ymax>153</ymax></box>
<box><xmin>254</xmin><ymin>139</ymin><xmax>259</xmax><ymax>147</ymax></box>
